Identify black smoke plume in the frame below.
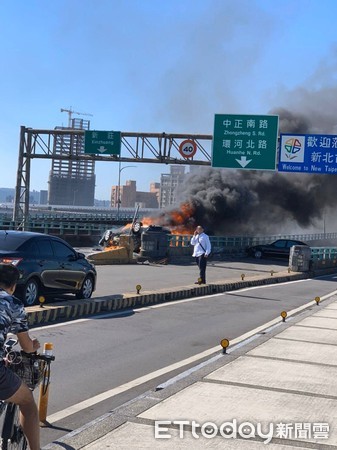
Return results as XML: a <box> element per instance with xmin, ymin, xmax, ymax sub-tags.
<box><xmin>175</xmin><ymin>168</ymin><xmax>325</xmax><ymax>235</ymax></box>
<box><xmin>158</xmin><ymin>108</ymin><xmax>337</xmax><ymax>236</ymax></box>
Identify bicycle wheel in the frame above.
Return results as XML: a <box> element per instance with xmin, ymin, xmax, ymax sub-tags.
<box><xmin>1</xmin><ymin>403</ymin><xmax>27</xmax><ymax>450</ymax></box>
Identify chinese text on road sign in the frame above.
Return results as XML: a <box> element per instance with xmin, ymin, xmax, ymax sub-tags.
<box><xmin>84</xmin><ymin>130</ymin><xmax>121</xmax><ymax>155</ymax></box>
<box><xmin>278</xmin><ymin>134</ymin><xmax>337</xmax><ymax>174</ymax></box>
<box><xmin>212</xmin><ymin>114</ymin><xmax>279</xmax><ymax>170</ymax></box>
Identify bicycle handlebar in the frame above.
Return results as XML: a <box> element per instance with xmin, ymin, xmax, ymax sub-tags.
<box><xmin>20</xmin><ymin>351</ymin><xmax>55</xmax><ymax>362</ymax></box>
<box><xmin>4</xmin><ymin>339</ymin><xmax>55</xmax><ymax>363</ymax></box>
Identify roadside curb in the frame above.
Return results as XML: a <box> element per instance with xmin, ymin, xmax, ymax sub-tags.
<box><xmin>26</xmin><ymin>269</ymin><xmax>329</xmax><ymax>327</ymax></box>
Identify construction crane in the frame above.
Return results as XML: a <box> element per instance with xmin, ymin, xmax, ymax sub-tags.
<box><xmin>60</xmin><ymin>107</ymin><xmax>93</xmax><ymax>127</ymax></box>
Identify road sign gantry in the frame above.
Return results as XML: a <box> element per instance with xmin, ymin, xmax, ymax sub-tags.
<box><xmin>14</xmin><ymin>127</ymin><xmax>212</xmax><ymax>227</ymax></box>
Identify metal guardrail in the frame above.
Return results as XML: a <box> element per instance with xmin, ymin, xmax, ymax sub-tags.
<box><xmin>309</xmin><ymin>247</ymin><xmax>337</xmax><ymax>271</ymax></box>
<box><xmin>167</xmin><ymin>234</ymin><xmax>337</xmax><ymax>266</ymax></box>
<box><xmin>0</xmin><ymin>217</ymin><xmax>109</xmax><ymax>235</ymax></box>
<box><xmin>168</xmin><ymin>233</ymin><xmax>337</xmax><ymax>249</ymax></box>
<box><xmin>311</xmin><ymin>247</ymin><xmax>337</xmax><ymax>261</ymax></box>
<box><xmin>0</xmin><ymin>216</ymin><xmax>335</xmax><ymax>242</ymax></box>
<box><xmin>1</xmin><ymin>214</ymin><xmax>337</xmax><ymax>259</ymax></box>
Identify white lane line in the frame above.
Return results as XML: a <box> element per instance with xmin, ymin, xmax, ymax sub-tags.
<box><xmin>32</xmin><ymin>310</ymin><xmax>130</xmax><ymax>331</ymax></box>
<box><xmin>33</xmin><ymin>277</ymin><xmax>324</xmax><ymax>332</ymax></box>
<box><xmin>46</xmin><ymin>289</ymin><xmax>337</xmax><ymax>424</ymax></box>
<box><xmin>228</xmin><ymin>278</ymin><xmax>309</xmax><ymax>293</ymax></box>
<box><xmin>134</xmin><ymin>293</ymin><xmax>224</xmax><ymax>311</ymax></box>
<box><xmin>33</xmin><ymin>294</ymin><xmax>225</xmax><ymax>331</ymax></box>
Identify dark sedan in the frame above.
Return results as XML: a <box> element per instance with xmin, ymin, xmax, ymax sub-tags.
<box><xmin>246</xmin><ymin>239</ymin><xmax>308</xmax><ymax>259</ymax></box>
<box><xmin>0</xmin><ymin>230</ymin><xmax>97</xmax><ymax>306</ymax></box>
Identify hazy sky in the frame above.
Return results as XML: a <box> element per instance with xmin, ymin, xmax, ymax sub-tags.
<box><xmin>1</xmin><ymin>0</ymin><xmax>337</xmax><ymax>200</ymax></box>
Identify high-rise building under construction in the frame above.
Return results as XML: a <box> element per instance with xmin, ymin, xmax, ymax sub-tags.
<box><xmin>48</xmin><ymin>117</ymin><xmax>95</xmax><ymax>206</ymax></box>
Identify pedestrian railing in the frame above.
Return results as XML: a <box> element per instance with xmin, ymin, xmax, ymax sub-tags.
<box><xmin>168</xmin><ymin>233</ymin><xmax>337</xmax><ymax>250</ymax></box>
<box><xmin>310</xmin><ymin>247</ymin><xmax>337</xmax><ymax>261</ymax></box>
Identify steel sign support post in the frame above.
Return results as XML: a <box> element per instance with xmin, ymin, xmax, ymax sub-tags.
<box><xmin>13</xmin><ymin>126</ymin><xmax>26</xmax><ymax>225</ymax></box>
<box><xmin>13</xmin><ymin>126</ymin><xmax>32</xmax><ymax>230</ymax></box>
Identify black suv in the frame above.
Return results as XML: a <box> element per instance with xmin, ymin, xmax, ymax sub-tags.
<box><xmin>0</xmin><ymin>231</ymin><xmax>97</xmax><ymax>306</ymax></box>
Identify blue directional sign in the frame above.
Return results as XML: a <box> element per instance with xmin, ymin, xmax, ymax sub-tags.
<box><xmin>278</xmin><ymin>133</ymin><xmax>337</xmax><ymax>174</ymax></box>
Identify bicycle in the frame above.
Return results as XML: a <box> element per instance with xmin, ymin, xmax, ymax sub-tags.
<box><xmin>0</xmin><ymin>338</ymin><xmax>55</xmax><ymax>450</ymax></box>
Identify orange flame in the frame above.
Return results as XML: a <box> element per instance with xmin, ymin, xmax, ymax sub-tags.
<box><xmin>105</xmin><ymin>202</ymin><xmax>196</xmax><ymax>242</ymax></box>
<box><xmin>141</xmin><ymin>202</ymin><xmax>196</xmax><ymax>235</ymax></box>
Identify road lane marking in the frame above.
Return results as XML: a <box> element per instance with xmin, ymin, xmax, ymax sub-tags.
<box><xmin>33</xmin><ymin>277</ymin><xmax>328</xmax><ymax>332</ymax></box>
<box><xmin>45</xmin><ymin>289</ymin><xmax>337</xmax><ymax>424</ymax></box>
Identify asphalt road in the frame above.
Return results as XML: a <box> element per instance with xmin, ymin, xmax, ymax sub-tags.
<box><xmin>33</xmin><ymin>273</ymin><xmax>337</xmax><ymax>447</ymax></box>
<box><xmin>88</xmin><ymin>257</ymin><xmax>290</xmax><ymax>298</ymax></box>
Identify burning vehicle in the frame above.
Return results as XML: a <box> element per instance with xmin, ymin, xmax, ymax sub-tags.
<box><xmin>98</xmin><ymin>220</ymin><xmax>143</xmax><ymax>253</ymax></box>
<box><xmin>98</xmin><ymin>221</ymin><xmax>172</xmax><ymax>262</ymax></box>
<box><xmin>98</xmin><ymin>201</ymin><xmax>196</xmax><ymax>256</ymax></box>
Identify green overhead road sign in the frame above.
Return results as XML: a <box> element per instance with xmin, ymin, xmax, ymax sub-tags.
<box><xmin>212</xmin><ymin>114</ymin><xmax>279</xmax><ymax>170</ymax></box>
<box><xmin>84</xmin><ymin>130</ymin><xmax>121</xmax><ymax>155</ymax></box>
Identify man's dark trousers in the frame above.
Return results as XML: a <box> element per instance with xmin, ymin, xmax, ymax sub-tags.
<box><xmin>196</xmin><ymin>254</ymin><xmax>207</xmax><ymax>283</ymax></box>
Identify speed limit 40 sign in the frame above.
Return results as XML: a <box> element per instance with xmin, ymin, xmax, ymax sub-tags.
<box><xmin>179</xmin><ymin>139</ymin><xmax>197</xmax><ymax>158</ymax></box>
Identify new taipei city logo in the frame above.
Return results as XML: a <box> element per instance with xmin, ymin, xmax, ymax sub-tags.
<box><xmin>280</xmin><ymin>135</ymin><xmax>305</xmax><ymax>163</ymax></box>
<box><xmin>283</xmin><ymin>137</ymin><xmax>302</xmax><ymax>159</ymax></box>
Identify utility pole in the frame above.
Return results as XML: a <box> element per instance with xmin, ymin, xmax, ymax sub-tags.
<box><xmin>117</xmin><ymin>163</ymin><xmax>136</xmax><ymax>220</ymax></box>
<box><xmin>60</xmin><ymin>107</ymin><xmax>93</xmax><ymax>127</ymax></box>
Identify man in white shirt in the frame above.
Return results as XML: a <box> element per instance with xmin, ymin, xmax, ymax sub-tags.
<box><xmin>190</xmin><ymin>226</ymin><xmax>211</xmax><ymax>284</ymax></box>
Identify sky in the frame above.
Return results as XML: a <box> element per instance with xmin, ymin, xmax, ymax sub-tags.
<box><xmin>1</xmin><ymin>0</ymin><xmax>337</xmax><ymax>200</ymax></box>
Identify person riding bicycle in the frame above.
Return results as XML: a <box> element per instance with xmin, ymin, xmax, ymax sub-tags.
<box><xmin>0</xmin><ymin>263</ymin><xmax>40</xmax><ymax>450</ymax></box>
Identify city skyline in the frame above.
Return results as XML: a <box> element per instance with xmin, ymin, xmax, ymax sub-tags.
<box><xmin>0</xmin><ymin>164</ymin><xmax>187</xmax><ymax>207</ymax></box>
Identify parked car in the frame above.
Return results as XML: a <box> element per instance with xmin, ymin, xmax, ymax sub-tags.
<box><xmin>246</xmin><ymin>239</ymin><xmax>308</xmax><ymax>259</ymax></box>
<box><xmin>0</xmin><ymin>230</ymin><xmax>97</xmax><ymax>306</ymax></box>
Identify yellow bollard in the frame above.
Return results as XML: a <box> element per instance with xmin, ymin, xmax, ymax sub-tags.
<box><xmin>220</xmin><ymin>338</ymin><xmax>230</xmax><ymax>354</ymax></box>
<box><xmin>281</xmin><ymin>311</ymin><xmax>287</xmax><ymax>322</ymax></box>
<box><xmin>38</xmin><ymin>343</ymin><xmax>53</xmax><ymax>425</ymax></box>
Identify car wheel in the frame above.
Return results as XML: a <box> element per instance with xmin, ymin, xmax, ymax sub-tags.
<box><xmin>104</xmin><ymin>230</ymin><xmax>112</xmax><ymax>242</ymax></box>
<box><xmin>76</xmin><ymin>276</ymin><xmax>94</xmax><ymax>299</ymax></box>
<box><xmin>254</xmin><ymin>250</ymin><xmax>263</xmax><ymax>259</ymax></box>
<box><xmin>23</xmin><ymin>279</ymin><xmax>39</xmax><ymax>306</ymax></box>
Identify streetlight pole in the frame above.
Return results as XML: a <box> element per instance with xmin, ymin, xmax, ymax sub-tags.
<box><xmin>117</xmin><ymin>162</ymin><xmax>136</xmax><ymax>221</ymax></box>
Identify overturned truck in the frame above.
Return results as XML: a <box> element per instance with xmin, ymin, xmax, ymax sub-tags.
<box><xmin>91</xmin><ymin>222</ymin><xmax>171</xmax><ymax>264</ymax></box>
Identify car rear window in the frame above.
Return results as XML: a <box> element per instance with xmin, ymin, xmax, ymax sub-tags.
<box><xmin>19</xmin><ymin>239</ymin><xmax>39</xmax><ymax>255</ymax></box>
<box><xmin>0</xmin><ymin>235</ymin><xmax>28</xmax><ymax>250</ymax></box>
